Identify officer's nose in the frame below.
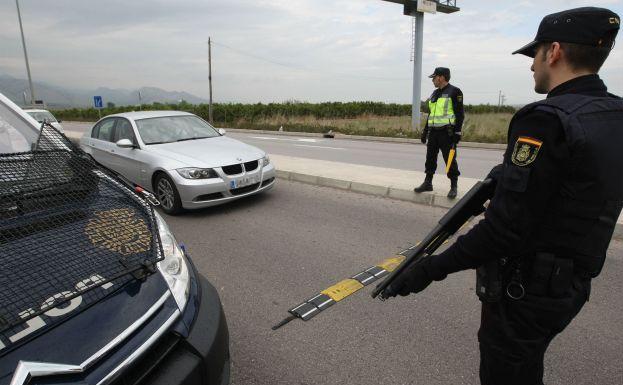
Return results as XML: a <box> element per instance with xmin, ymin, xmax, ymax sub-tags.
<box><xmin>530</xmin><ymin>63</ymin><xmax>535</xmax><ymax>72</ymax></box>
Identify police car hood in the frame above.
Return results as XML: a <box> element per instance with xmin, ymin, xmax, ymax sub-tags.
<box><xmin>0</xmin><ymin>126</ymin><xmax>172</xmax><ymax>383</ymax></box>
<box><xmin>0</xmin><ymin>273</ymin><xmax>177</xmax><ymax>385</ymax></box>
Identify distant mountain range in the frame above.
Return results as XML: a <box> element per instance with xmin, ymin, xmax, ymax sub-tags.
<box><xmin>0</xmin><ymin>74</ymin><xmax>208</xmax><ymax>108</ymax></box>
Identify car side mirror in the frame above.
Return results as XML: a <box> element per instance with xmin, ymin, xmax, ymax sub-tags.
<box><xmin>218</xmin><ymin>128</ymin><xmax>226</xmax><ymax>135</ymax></box>
<box><xmin>57</xmin><ymin>119</ymin><xmax>62</xmax><ymax>123</ymax></box>
<box><xmin>116</xmin><ymin>138</ymin><xmax>135</xmax><ymax>148</ymax></box>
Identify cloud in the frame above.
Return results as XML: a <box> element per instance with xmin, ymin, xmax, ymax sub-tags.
<box><xmin>0</xmin><ymin>0</ymin><xmax>621</xmax><ymax>104</ymax></box>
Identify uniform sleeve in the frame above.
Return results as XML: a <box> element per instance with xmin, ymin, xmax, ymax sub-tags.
<box><xmin>423</xmin><ymin>95</ymin><xmax>432</xmax><ymax>132</ymax></box>
<box><xmin>428</xmin><ymin>109</ymin><xmax>569</xmax><ymax>277</ymax></box>
<box><xmin>452</xmin><ymin>88</ymin><xmax>464</xmax><ymax>133</ymax></box>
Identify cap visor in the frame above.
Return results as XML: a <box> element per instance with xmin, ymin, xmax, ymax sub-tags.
<box><xmin>428</xmin><ymin>73</ymin><xmax>435</xmax><ymax>78</ymax></box>
<box><xmin>512</xmin><ymin>40</ymin><xmax>539</xmax><ymax>57</ymax></box>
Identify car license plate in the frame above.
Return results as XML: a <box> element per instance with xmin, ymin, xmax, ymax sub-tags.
<box><xmin>230</xmin><ymin>175</ymin><xmax>258</xmax><ymax>189</ymax></box>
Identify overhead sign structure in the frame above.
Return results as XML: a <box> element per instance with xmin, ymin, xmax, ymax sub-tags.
<box><xmin>417</xmin><ymin>0</ymin><xmax>437</xmax><ymax>14</ymax></box>
<box><xmin>381</xmin><ymin>1</ymin><xmax>460</xmax><ymax>131</ymax></box>
<box><xmin>394</xmin><ymin>0</ymin><xmax>458</xmax><ymax>14</ymax></box>
<box><xmin>93</xmin><ymin>96</ymin><xmax>103</xmax><ymax>109</ymax></box>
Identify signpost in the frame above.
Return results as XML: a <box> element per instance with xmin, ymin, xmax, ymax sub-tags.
<box><xmin>380</xmin><ymin>1</ymin><xmax>460</xmax><ymax>131</ymax></box>
<box><xmin>93</xmin><ymin>96</ymin><xmax>103</xmax><ymax>119</ymax></box>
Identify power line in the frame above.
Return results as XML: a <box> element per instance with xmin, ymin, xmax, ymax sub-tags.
<box><xmin>211</xmin><ymin>41</ymin><xmax>306</xmax><ymax>70</ymax></box>
<box><xmin>210</xmin><ymin>40</ymin><xmax>528</xmax><ymax>102</ymax></box>
<box><xmin>211</xmin><ymin>40</ymin><xmax>411</xmax><ymax>82</ymax></box>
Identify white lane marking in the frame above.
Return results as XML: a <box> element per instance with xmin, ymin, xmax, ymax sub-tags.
<box><xmin>293</xmin><ymin>144</ymin><xmax>345</xmax><ymax>150</ymax></box>
<box><xmin>250</xmin><ymin>136</ymin><xmax>318</xmax><ymax>143</ymax></box>
<box><xmin>248</xmin><ymin>135</ymin><xmax>344</xmax><ymax>149</ymax></box>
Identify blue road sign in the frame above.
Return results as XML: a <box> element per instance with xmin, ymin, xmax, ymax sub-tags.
<box><xmin>93</xmin><ymin>96</ymin><xmax>103</xmax><ymax>109</ymax></box>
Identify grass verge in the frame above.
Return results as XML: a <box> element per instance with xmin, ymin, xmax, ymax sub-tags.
<box><xmin>220</xmin><ymin>113</ymin><xmax>512</xmax><ymax>143</ymax></box>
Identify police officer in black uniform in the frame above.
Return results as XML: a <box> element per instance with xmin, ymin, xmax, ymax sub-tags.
<box><xmin>414</xmin><ymin>67</ymin><xmax>464</xmax><ymax>199</ymax></box>
<box><xmin>385</xmin><ymin>7</ymin><xmax>622</xmax><ymax>385</ymax></box>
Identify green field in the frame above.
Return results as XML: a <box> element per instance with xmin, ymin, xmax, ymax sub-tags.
<box><xmin>54</xmin><ymin>102</ymin><xmax>514</xmax><ymax>144</ymax></box>
<box><xmin>227</xmin><ymin>113</ymin><xmax>512</xmax><ymax>143</ymax></box>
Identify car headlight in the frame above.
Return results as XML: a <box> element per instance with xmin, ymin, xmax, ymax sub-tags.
<box><xmin>154</xmin><ymin>211</ymin><xmax>190</xmax><ymax>311</ymax></box>
<box><xmin>177</xmin><ymin>167</ymin><xmax>218</xmax><ymax>179</ymax></box>
<box><xmin>262</xmin><ymin>155</ymin><xmax>270</xmax><ymax>167</ymax></box>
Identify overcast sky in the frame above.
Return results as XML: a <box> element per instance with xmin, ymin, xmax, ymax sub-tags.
<box><xmin>1</xmin><ymin>0</ymin><xmax>621</xmax><ymax>105</ymax></box>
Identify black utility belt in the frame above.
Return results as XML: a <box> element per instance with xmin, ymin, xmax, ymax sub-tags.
<box><xmin>476</xmin><ymin>253</ymin><xmax>579</xmax><ymax>302</ymax></box>
<box><xmin>429</xmin><ymin>125</ymin><xmax>454</xmax><ymax>130</ymax></box>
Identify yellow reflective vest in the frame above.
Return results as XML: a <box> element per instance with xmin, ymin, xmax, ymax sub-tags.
<box><xmin>428</xmin><ymin>94</ymin><xmax>456</xmax><ymax>128</ymax></box>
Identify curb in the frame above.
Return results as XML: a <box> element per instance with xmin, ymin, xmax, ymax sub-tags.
<box><xmin>274</xmin><ymin>170</ymin><xmax>623</xmax><ymax>240</ymax></box>
<box><xmin>276</xmin><ymin>170</ymin><xmax>457</xmax><ymax>209</ymax></box>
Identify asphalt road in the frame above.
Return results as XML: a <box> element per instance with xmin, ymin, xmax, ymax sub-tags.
<box><xmin>63</xmin><ymin>122</ymin><xmax>503</xmax><ymax>179</ymax></box>
<box><xmin>162</xmin><ymin>180</ymin><xmax>623</xmax><ymax>385</ymax></box>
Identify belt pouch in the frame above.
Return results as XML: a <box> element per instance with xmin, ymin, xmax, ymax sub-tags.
<box><xmin>476</xmin><ymin>259</ymin><xmax>503</xmax><ymax>302</ymax></box>
<box><xmin>550</xmin><ymin>258</ymin><xmax>574</xmax><ymax>297</ymax></box>
<box><xmin>527</xmin><ymin>252</ymin><xmax>555</xmax><ymax>296</ymax></box>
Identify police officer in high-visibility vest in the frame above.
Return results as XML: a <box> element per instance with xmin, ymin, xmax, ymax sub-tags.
<box><xmin>414</xmin><ymin>67</ymin><xmax>464</xmax><ymax>199</ymax></box>
<box><xmin>385</xmin><ymin>7</ymin><xmax>621</xmax><ymax>385</ymax></box>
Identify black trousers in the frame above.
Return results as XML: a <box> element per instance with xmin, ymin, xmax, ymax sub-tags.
<box><xmin>425</xmin><ymin>129</ymin><xmax>460</xmax><ymax>179</ymax></box>
<box><xmin>478</xmin><ymin>277</ymin><xmax>590</xmax><ymax>385</ymax></box>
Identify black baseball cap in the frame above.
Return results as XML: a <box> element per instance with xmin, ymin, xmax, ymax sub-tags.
<box><xmin>513</xmin><ymin>7</ymin><xmax>620</xmax><ymax>57</ymax></box>
<box><xmin>428</xmin><ymin>67</ymin><xmax>450</xmax><ymax>79</ymax></box>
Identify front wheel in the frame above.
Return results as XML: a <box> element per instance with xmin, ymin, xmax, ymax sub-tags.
<box><xmin>155</xmin><ymin>173</ymin><xmax>182</xmax><ymax>215</ymax></box>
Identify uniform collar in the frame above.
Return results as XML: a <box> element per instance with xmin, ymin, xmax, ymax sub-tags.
<box><xmin>547</xmin><ymin>74</ymin><xmax>608</xmax><ymax>98</ymax></box>
<box><xmin>436</xmin><ymin>83</ymin><xmax>451</xmax><ymax>93</ymax></box>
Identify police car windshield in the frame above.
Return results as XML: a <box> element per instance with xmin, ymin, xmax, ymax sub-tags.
<box><xmin>0</xmin><ymin>101</ymin><xmax>38</xmax><ymax>154</ymax></box>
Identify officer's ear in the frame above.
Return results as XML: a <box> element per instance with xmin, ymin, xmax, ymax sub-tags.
<box><xmin>546</xmin><ymin>42</ymin><xmax>563</xmax><ymax>66</ymax></box>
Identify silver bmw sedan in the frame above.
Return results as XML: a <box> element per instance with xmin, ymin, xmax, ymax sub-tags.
<box><xmin>80</xmin><ymin>111</ymin><xmax>276</xmax><ymax>214</ymax></box>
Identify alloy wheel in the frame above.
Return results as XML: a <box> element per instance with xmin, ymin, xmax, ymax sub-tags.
<box><xmin>157</xmin><ymin>178</ymin><xmax>175</xmax><ymax>211</ymax></box>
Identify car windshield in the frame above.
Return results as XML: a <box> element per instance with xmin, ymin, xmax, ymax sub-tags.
<box><xmin>26</xmin><ymin>110</ymin><xmax>58</xmax><ymax>123</ymax></box>
<box><xmin>135</xmin><ymin>115</ymin><xmax>219</xmax><ymax>145</ymax></box>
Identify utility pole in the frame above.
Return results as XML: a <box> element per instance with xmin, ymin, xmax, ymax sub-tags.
<box><xmin>412</xmin><ymin>11</ymin><xmax>424</xmax><ymax>131</ymax></box>
<box><xmin>138</xmin><ymin>90</ymin><xmax>142</xmax><ymax>110</ymax></box>
<box><xmin>498</xmin><ymin>90</ymin><xmax>506</xmax><ymax>107</ymax></box>
<box><xmin>15</xmin><ymin>0</ymin><xmax>35</xmax><ymax>106</ymax></box>
<box><xmin>208</xmin><ymin>37</ymin><xmax>214</xmax><ymax>124</ymax></box>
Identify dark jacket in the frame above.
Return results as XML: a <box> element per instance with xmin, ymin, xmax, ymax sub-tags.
<box><xmin>430</xmin><ymin>74</ymin><xmax>622</xmax><ymax>277</ymax></box>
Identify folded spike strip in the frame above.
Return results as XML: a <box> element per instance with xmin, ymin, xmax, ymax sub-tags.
<box><xmin>271</xmin><ymin>255</ymin><xmax>406</xmax><ymax>330</ymax></box>
<box><xmin>272</xmin><ymin>194</ymin><xmax>479</xmax><ymax>330</ymax></box>
<box><xmin>272</xmin><ymin>179</ymin><xmax>494</xmax><ymax>330</ymax></box>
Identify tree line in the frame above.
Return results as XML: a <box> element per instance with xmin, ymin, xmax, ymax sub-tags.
<box><xmin>53</xmin><ymin>101</ymin><xmax>517</xmax><ymax>123</ymax></box>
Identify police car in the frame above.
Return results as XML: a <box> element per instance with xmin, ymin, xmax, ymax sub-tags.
<box><xmin>0</xmin><ymin>92</ymin><xmax>230</xmax><ymax>385</ymax></box>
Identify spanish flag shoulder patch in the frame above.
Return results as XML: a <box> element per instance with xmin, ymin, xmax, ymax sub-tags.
<box><xmin>511</xmin><ymin>136</ymin><xmax>543</xmax><ymax>166</ymax></box>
